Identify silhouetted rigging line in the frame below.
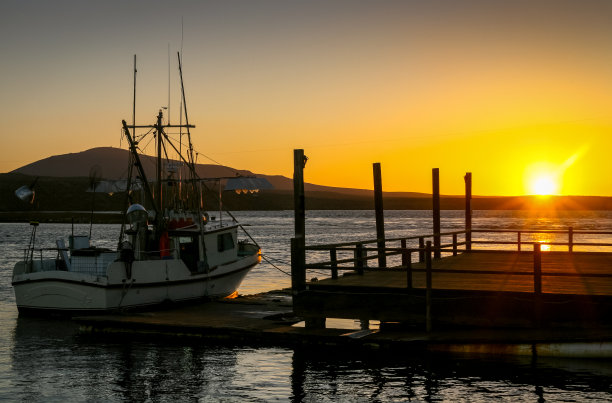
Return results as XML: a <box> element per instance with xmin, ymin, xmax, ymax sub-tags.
<box><xmin>137</xmin><ymin>132</ymin><xmax>157</xmax><ymax>157</ymax></box>
<box><xmin>135</xmin><ymin>127</ymin><xmax>155</xmax><ymax>143</ymax></box>
<box><xmin>163</xmin><ymin>133</ymin><xmax>241</xmax><ymax>173</ymax></box>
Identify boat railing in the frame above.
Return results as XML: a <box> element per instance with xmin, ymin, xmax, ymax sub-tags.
<box><xmin>23</xmin><ymin>247</ymin><xmax>117</xmax><ymax>275</ymax></box>
<box><xmin>23</xmin><ymin>247</ymin><xmax>69</xmax><ymax>273</ymax></box>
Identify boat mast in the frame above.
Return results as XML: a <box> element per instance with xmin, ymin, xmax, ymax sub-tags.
<box><xmin>133</xmin><ymin>55</ymin><xmax>137</xmax><ymax>139</ymax></box>
<box><xmin>119</xmin><ymin>55</ymin><xmax>138</xmax><ymax>246</ymax></box>
<box><xmin>156</xmin><ymin>110</ymin><xmax>163</xmax><ymax>214</ymax></box>
<box><xmin>177</xmin><ymin>53</ymin><xmax>198</xmax><ymax>197</ymax></box>
<box><xmin>121</xmin><ymin>120</ymin><xmax>158</xmax><ymax>220</ymax></box>
<box><xmin>122</xmin><ymin>55</ymin><xmax>195</xmax><ymax>235</ymax></box>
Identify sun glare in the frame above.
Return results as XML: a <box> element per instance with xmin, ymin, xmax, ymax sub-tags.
<box><xmin>530</xmin><ymin>174</ymin><xmax>558</xmax><ymax>196</ymax></box>
<box><xmin>528</xmin><ymin>172</ymin><xmax>560</xmax><ymax>196</ymax></box>
<box><xmin>524</xmin><ymin>161</ymin><xmax>563</xmax><ymax>196</ymax></box>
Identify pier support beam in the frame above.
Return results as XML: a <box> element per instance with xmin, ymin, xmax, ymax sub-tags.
<box><xmin>292</xmin><ymin>150</ymin><xmax>307</xmax><ymax>294</ymax></box>
<box><xmin>465</xmin><ymin>172</ymin><xmax>472</xmax><ymax>251</ymax></box>
<box><xmin>533</xmin><ymin>243</ymin><xmax>542</xmax><ymax>327</ymax></box>
<box><xmin>293</xmin><ymin>149</ymin><xmax>306</xmax><ymax>239</ymax></box>
<box><xmin>373</xmin><ymin>163</ymin><xmax>386</xmax><ymax>268</ymax></box>
<box><xmin>426</xmin><ymin>241</ymin><xmax>433</xmax><ymax>332</ymax></box>
<box><xmin>291</xmin><ymin>237</ymin><xmax>306</xmax><ymax>293</ymax></box>
<box><xmin>432</xmin><ymin>168</ymin><xmax>441</xmax><ymax>258</ymax></box>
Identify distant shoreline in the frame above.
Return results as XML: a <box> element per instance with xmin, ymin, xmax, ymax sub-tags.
<box><xmin>0</xmin><ymin>211</ymin><xmax>124</xmax><ymax>224</ymax></box>
<box><xmin>2</xmin><ymin>204</ymin><xmax>612</xmax><ymax>224</ymax></box>
<box><xmin>3</xmin><ymin>172</ymin><xmax>612</xmax><ymax>215</ymax></box>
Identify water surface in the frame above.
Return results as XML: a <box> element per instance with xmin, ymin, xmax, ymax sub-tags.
<box><xmin>1</xmin><ymin>210</ymin><xmax>611</xmax><ymax>401</ymax></box>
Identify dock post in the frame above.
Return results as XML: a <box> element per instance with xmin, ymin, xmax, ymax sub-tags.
<box><xmin>568</xmin><ymin>227</ymin><xmax>573</xmax><ymax>253</ymax></box>
<box><xmin>452</xmin><ymin>233</ymin><xmax>457</xmax><ymax>256</ymax></box>
<box><xmin>355</xmin><ymin>243</ymin><xmax>365</xmax><ymax>275</ymax></box>
<box><xmin>401</xmin><ymin>239</ymin><xmax>412</xmax><ymax>289</ymax></box>
<box><xmin>465</xmin><ymin>172</ymin><xmax>472</xmax><ymax>251</ymax></box>
<box><xmin>418</xmin><ymin>237</ymin><xmax>425</xmax><ymax>263</ymax></box>
<box><xmin>432</xmin><ymin>168</ymin><xmax>441</xmax><ymax>258</ymax></box>
<box><xmin>426</xmin><ymin>241</ymin><xmax>433</xmax><ymax>332</ymax></box>
<box><xmin>293</xmin><ymin>149</ymin><xmax>306</xmax><ymax>239</ymax></box>
<box><xmin>330</xmin><ymin>247</ymin><xmax>338</xmax><ymax>280</ymax></box>
<box><xmin>533</xmin><ymin>243</ymin><xmax>542</xmax><ymax>327</ymax></box>
<box><xmin>292</xmin><ymin>149</ymin><xmax>307</xmax><ymax>294</ymax></box>
<box><xmin>291</xmin><ymin>237</ymin><xmax>306</xmax><ymax>292</ymax></box>
<box><xmin>373</xmin><ymin>163</ymin><xmax>387</xmax><ymax>268</ymax></box>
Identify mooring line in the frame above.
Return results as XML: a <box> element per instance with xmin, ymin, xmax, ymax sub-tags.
<box><xmin>261</xmin><ymin>254</ymin><xmax>291</xmax><ymax>276</ymax></box>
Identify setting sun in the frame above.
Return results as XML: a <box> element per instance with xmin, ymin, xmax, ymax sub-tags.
<box><xmin>524</xmin><ymin>162</ymin><xmax>561</xmax><ymax>196</ymax></box>
<box><xmin>530</xmin><ymin>174</ymin><xmax>559</xmax><ymax>196</ymax></box>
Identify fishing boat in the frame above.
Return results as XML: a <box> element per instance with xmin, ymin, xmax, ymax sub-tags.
<box><xmin>12</xmin><ymin>55</ymin><xmax>263</xmax><ymax>314</ymax></box>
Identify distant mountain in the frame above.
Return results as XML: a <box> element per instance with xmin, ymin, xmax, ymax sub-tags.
<box><xmin>10</xmin><ymin>147</ymin><xmax>430</xmax><ymax>198</ymax></box>
<box><xmin>12</xmin><ymin>147</ymin><xmax>252</xmax><ymax>181</ymax></box>
<box><xmin>4</xmin><ymin>149</ymin><xmax>612</xmax><ymax>214</ymax></box>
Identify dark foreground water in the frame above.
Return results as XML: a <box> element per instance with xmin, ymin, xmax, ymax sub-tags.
<box><xmin>2</xmin><ymin>210</ymin><xmax>612</xmax><ymax>401</ymax></box>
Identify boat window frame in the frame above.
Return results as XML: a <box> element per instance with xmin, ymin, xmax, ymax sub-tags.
<box><xmin>217</xmin><ymin>232</ymin><xmax>235</xmax><ymax>252</ymax></box>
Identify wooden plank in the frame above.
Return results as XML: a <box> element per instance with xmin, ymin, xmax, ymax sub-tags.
<box><xmin>310</xmin><ymin>251</ymin><xmax>612</xmax><ymax>296</ymax></box>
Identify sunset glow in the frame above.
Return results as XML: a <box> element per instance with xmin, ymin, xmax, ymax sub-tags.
<box><xmin>2</xmin><ymin>1</ymin><xmax>612</xmax><ymax>196</ymax></box>
<box><xmin>529</xmin><ymin>173</ymin><xmax>559</xmax><ymax>196</ymax></box>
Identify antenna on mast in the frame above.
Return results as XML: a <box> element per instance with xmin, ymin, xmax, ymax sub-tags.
<box><xmin>179</xmin><ymin>18</ymin><xmax>185</xmax><ymax>201</ymax></box>
<box><xmin>177</xmin><ymin>52</ymin><xmax>194</xmax><ymax>166</ymax></box>
<box><xmin>133</xmin><ymin>54</ymin><xmax>137</xmax><ymax>139</ymax></box>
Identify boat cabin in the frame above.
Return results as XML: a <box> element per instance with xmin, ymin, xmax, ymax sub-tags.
<box><xmin>123</xmin><ymin>204</ymin><xmax>240</xmax><ymax>274</ymax></box>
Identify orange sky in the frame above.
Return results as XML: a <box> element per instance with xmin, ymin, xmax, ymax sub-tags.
<box><xmin>2</xmin><ymin>1</ymin><xmax>612</xmax><ymax>196</ymax></box>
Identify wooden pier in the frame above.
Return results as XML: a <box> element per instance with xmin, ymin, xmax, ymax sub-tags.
<box><xmin>295</xmin><ymin>247</ymin><xmax>612</xmax><ymax>329</ymax></box>
<box><xmin>291</xmin><ymin>149</ymin><xmax>612</xmax><ymax>332</ymax></box>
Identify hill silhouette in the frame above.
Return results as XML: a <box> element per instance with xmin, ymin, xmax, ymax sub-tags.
<box><xmin>10</xmin><ymin>147</ymin><xmax>430</xmax><ymax>197</ymax></box>
<box><xmin>2</xmin><ymin>147</ymin><xmax>612</xmax><ymax>220</ymax></box>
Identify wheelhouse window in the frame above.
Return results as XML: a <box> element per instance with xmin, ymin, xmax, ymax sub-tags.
<box><xmin>217</xmin><ymin>232</ymin><xmax>234</xmax><ymax>252</ymax></box>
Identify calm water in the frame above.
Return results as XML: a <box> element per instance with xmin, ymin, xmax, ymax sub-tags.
<box><xmin>1</xmin><ymin>210</ymin><xmax>612</xmax><ymax>402</ymax></box>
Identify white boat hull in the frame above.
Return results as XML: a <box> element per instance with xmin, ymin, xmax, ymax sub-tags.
<box><xmin>12</xmin><ymin>252</ymin><xmax>260</xmax><ymax>314</ymax></box>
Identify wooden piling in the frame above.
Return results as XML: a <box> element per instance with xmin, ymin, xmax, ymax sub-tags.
<box><xmin>426</xmin><ymin>241</ymin><xmax>433</xmax><ymax>332</ymax></box>
<box><xmin>330</xmin><ymin>247</ymin><xmax>338</xmax><ymax>280</ymax></box>
<box><xmin>355</xmin><ymin>243</ymin><xmax>365</xmax><ymax>275</ymax></box>
<box><xmin>534</xmin><ymin>243</ymin><xmax>542</xmax><ymax>294</ymax></box>
<box><xmin>432</xmin><ymin>168</ymin><xmax>441</xmax><ymax>258</ymax></box>
<box><xmin>401</xmin><ymin>239</ymin><xmax>412</xmax><ymax>289</ymax></box>
<box><xmin>419</xmin><ymin>237</ymin><xmax>425</xmax><ymax>263</ymax></box>
<box><xmin>291</xmin><ymin>237</ymin><xmax>306</xmax><ymax>292</ymax></box>
<box><xmin>373</xmin><ymin>163</ymin><xmax>386</xmax><ymax>268</ymax></box>
<box><xmin>533</xmin><ymin>243</ymin><xmax>542</xmax><ymax>327</ymax></box>
<box><xmin>293</xmin><ymin>149</ymin><xmax>306</xmax><ymax>239</ymax></box>
<box><xmin>292</xmin><ymin>149</ymin><xmax>307</xmax><ymax>294</ymax></box>
<box><xmin>568</xmin><ymin>227</ymin><xmax>574</xmax><ymax>253</ymax></box>
<box><xmin>465</xmin><ymin>172</ymin><xmax>472</xmax><ymax>251</ymax></box>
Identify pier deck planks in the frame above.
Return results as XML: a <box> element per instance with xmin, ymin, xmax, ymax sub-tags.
<box><xmin>310</xmin><ymin>251</ymin><xmax>612</xmax><ymax>296</ymax></box>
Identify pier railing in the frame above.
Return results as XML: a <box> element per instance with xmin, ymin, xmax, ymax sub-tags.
<box><xmin>299</xmin><ymin>227</ymin><xmax>612</xmax><ymax>279</ymax></box>
<box><xmin>294</xmin><ymin>227</ymin><xmax>612</xmax><ymax>329</ymax></box>
<box><xmin>471</xmin><ymin>228</ymin><xmax>612</xmax><ymax>252</ymax></box>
